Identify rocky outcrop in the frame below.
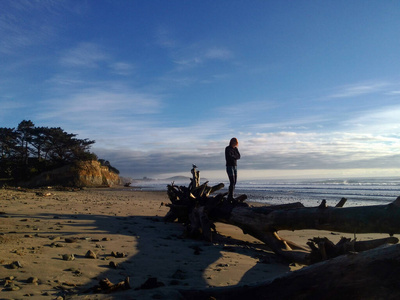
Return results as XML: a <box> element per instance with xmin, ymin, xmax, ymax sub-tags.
<box><xmin>22</xmin><ymin>160</ymin><xmax>121</xmax><ymax>188</ymax></box>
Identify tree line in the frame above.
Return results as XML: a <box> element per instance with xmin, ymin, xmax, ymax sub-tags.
<box><xmin>0</xmin><ymin>120</ymin><xmax>118</xmax><ymax>182</ymax></box>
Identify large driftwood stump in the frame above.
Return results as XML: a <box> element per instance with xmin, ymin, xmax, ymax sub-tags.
<box><xmin>164</xmin><ymin>167</ymin><xmax>399</xmax><ymax>264</ymax></box>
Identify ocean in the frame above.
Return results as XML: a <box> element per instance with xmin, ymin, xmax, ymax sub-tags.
<box><xmin>132</xmin><ymin>177</ymin><xmax>400</xmax><ymax>208</ymax></box>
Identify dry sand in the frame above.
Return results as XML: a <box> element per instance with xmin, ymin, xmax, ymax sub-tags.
<box><xmin>0</xmin><ymin>187</ymin><xmax>394</xmax><ymax>299</ymax></box>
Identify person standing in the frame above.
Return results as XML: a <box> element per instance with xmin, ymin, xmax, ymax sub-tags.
<box><xmin>225</xmin><ymin>137</ymin><xmax>240</xmax><ymax>201</ymax></box>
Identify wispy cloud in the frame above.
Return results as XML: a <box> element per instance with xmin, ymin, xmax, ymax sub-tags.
<box><xmin>110</xmin><ymin>62</ymin><xmax>135</xmax><ymax>76</ymax></box>
<box><xmin>0</xmin><ymin>99</ymin><xmax>28</xmax><ymax>120</ymax></box>
<box><xmin>33</xmin><ymin>86</ymin><xmax>164</xmax><ymax>148</ymax></box>
<box><xmin>154</xmin><ymin>27</ymin><xmax>235</xmax><ymax>70</ymax></box>
<box><xmin>0</xmin><ymin>0</ymin><xmax>67</xmax><ymax>55</ymax></box>
<box><xmin>385</xmin><ymin>90</ymin><xmax>400</xmax><ymax>96</ymax></box>
<box><xmin>340</xmin><ymin>105</ymin><xmax>400</xmax><ymax>133</ymax></box>
<box><xmin>153</xmin><ymin>26</ymin><xmax>236</xmax><ymax>87</ymax></box>
<box><xmin>59</xmin><ymin>42</ymin><xmax>136</xmax><ymax>78</ymax></box>
<box><xmin>219</xmin><ymin>100</ymin><xmax>276</xmax><ymax>117</ymax></box>
<box><xmin>173</xmin><ymin>46</ymin><xmax>234</xmax><ymax>68</ymax></box>
<box><xmin>204</xmin><ymin>47</ymin><xmax>234</xmax><ymax>60</ymax></box>
<box><xmin>155</xmin><ymin>26</ymin><xmax>179</xmax><ymax>49</ymax></box>
<box><xmin>6</xmin><ymin>0</ymin><xmax>62</xmax><ymax>12</ymax></box>
<box><xmin>60</xmin><ymin>42</ymin><xmax>109</xmax><ymax>68</ymax></box>
<box><xmin>328</xmin><ymin>81</ymin><xmax>388</xmax><ymax>99</ymax></box>
<box><xmin>40</xmin><ymin>89</ymin><xmax>162</xmax><ymax>118</ymax></box>
<box><xmin>0</xmin><ymin>17</ymin><xmax>48</xmax><ymax>55</ymax></box>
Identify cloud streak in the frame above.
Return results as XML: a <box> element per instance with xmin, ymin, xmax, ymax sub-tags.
<box><xmin>328</xmin><ymin>81</ymin><xmax>389</xmax><ymax>99</ymax></box>
<box><xmin>156</xmin><ymin>31</ymin><xmax>235</xmax><ymax>71</ymax></box>
<box><xmin>90</xmin><ymin>101</ymin><xmax>400</xmax><ymax>178</ymax></box>
<box><xmin>60</xmin><ymin>42</ymin><xmax>110</xmax><ymax>68</ymax></box>
<box><xmin>0</xmin><ymin>0</ymin><xmax>68</xmax><ymax>55</ymax></box>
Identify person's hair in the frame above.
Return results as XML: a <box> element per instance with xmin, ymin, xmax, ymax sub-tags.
<box><xmin>229</xmin><ymin>137</ymin><xmax>238</xmax><ymax>147</ymax></box>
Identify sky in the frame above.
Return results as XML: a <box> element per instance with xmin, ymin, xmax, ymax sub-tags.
<box><xmin>1</xmin><ymin>0</ymin><xmax>400</xmax><ymax>181</ymax></box>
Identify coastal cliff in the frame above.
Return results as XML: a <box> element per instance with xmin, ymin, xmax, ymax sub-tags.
<box><xmin>22</xmin><ymin>160</ymin><xmax>121</xmax><ymax>187</ymax></box>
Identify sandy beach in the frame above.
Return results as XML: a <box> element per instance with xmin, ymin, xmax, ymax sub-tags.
<box><xmin>0</xmin><ymin>187</ymin><xmax>394</xmax><ymax>299</ymax></box>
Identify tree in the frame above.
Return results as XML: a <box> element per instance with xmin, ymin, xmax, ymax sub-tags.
<box><xmin>98</xmin><ymin>159</ymin><xmax>120</xmax><ymax>174</ymax></box>
<box><xmin>30</xmin><ymin>126</ymin><xmax>49</xmax><ymax>161</ymax></box>
<box><xmin>0</xmin><ymin>127</ymin><xmax>17</xmax><ymax>159</ymax></box>
<box><xmin>0</xmin><ymin>120</ymin><xmax>98</xmax><ymax>182</ymax></box>
<box><xmin>0</xmin><ymin>127</ymin><xmax>18</xmax><ymax>178</ymax></box>
<box><xmin>15</xmin><ymin>120</ymin><xmax>35</xmax><ymax>165</ymax></box>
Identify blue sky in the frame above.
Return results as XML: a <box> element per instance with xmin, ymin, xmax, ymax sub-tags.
<box><xmin>1</xmin><ymin>1</ymin><xmax>400</xmax><ymax>180</ymax></box>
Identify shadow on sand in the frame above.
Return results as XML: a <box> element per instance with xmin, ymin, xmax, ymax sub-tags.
<box><xmin>2</xmin><ymin>209</ymin><xmax>291</xmax><ymax>299</ymax></box>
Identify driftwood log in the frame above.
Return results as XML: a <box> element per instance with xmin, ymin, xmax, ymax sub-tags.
<box><xmin>220</xmin><ymin>199</ymin><xmax>400</xmax><ymax>264</ymax></box>
<box><xmin>164</xmin><ymin>167</ymin><xmax>400</xmax><ymax>265</ymax></box>
<box><xmin>180</xmin><ymin>243</ymin><xmax>400</xmax><ymax>300</ymax></box>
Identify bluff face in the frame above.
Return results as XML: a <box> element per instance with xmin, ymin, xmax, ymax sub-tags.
<box><xmin>23</xmin><ymin>160</ymin><xmax>121</xmax><ymax>188</ymax></box>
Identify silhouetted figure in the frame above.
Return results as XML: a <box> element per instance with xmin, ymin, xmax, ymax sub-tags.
<box><xmin>225</xmin><ymin>137</ymin><xmax>240</xmax><ymax>201</ymax></box>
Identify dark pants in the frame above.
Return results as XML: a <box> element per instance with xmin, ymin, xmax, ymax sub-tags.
<box><xmin>226</xmin><ymin>166</ymin><xmax>237</xmax><ymax>200</ymax></box>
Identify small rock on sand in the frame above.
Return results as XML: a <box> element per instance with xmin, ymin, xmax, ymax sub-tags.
<box><xmin>27</xmin><ymin>277</ymin><xmax>40</xmax><ymax>284</ymax></box>
<box><xmin>65</xmin><ymin>237</ymin><xmax>78</xmax><ymax>243</ymax></box>
<box><xmin>85</xmin><ymin>250</ymin><xmax>97</xmax><ymax>259</ymax></box>
<box><xmin>62</xmin><ymin>254</ymin><xmax>75</xmax><ymax>261</ymax></box>
<box><xmin>8</xmin><ymin>261</ymin><xmax>23</xmax><ymax>269</ymax></box>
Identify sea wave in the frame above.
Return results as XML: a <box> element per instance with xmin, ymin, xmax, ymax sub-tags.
<box><xmin>131</xmin><ymin>177</ymin><xmax>400</xmax><ymax>207</ymax></box>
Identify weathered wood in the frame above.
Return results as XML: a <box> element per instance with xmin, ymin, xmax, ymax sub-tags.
<box><xmin>306</xmin><ymin>236</ymin><xmax>399</xmax><ymax>263</ymax></box>
<box><xmin>163</xmin><ymin>204</ymin><xmax>189</xmax><ymax>223</ymax></box>
<box><xmin>234</xmin><ymin>194</ymin><xmax>248</xmax><ymax>203</ymax></box>
<box><xmin>353</xmin><ymin>236</ymin><xmax>399</xmax><ymax>251</ymax></box>
<box><xmin>191</xmin><ymin>181</ymin><xmax>209</xmax><ymax>197</ymax></box>
<box><xmin>189</xmin><ymin>206</ymin><xmax>213</xmax><ymax>241</ymax></box>
<box><xmin>223</xmin><ymin>197</ymin><xmax>400</xmax><ymax>234</ymax></box>
<box><xmin>213</xmin><ymin>200</ymin><xmax>400</xmax><ymax>263</ymax></box>
<box><xmin>179</xmin><ymin>243</ymin><xmax>400</xmax><ymax>300</ymax></box>
<box><xmin>335</xmin><ymin>197</ymin><xmax>347</xmax><ymax>207</ymax></box>
<box><xmin>208</xmin><ymin>183</ymin><xmax>225</xmax><ymax>195</ymax></box>
<box><xmin>164</xmin><ymin>168</ymin><xmax>400</xmax><ymax>265</ymax></box>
